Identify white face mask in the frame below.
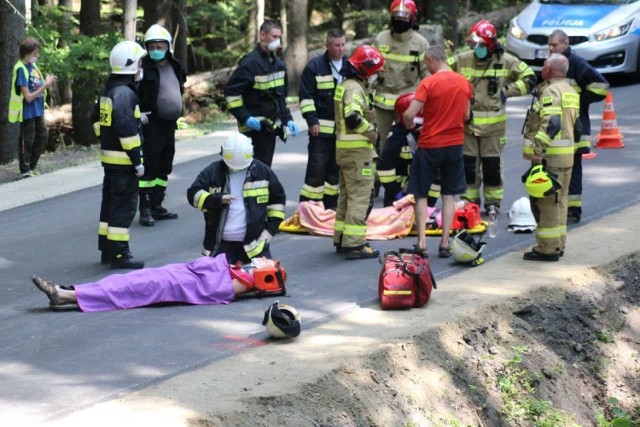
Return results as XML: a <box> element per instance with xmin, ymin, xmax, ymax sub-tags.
<box><xmin>134</xmin><ymin>68</ymin><xmax>144</xmax><ymax>82</ymax></box>
<box><xmin>267</xmin><ymin>39</ymin><xmax>281</xmax><ymax>52</ymax></box>
<box><xmin>367</xmin><ymin>73</ymin><xmax>378</xmax><ymax>86</ymax></box>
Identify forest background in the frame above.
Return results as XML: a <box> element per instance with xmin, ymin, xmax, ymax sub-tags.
<box><xmin>0</xmin><ymin>0</ymin><xmax>527</xmax><ymax>166</ymax></box>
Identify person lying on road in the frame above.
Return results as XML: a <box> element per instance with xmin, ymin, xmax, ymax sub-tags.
<box><xmin>31</xmin><ymin>255</ymin><xmax>286</xmax><ymax>312</ymax></box>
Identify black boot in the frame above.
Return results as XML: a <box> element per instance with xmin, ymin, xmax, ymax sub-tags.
<box><xmin>139</xmin><ymin>193</ymin><xmax>155</xmax><ymax>226</ymax></box>
<box><xmin>111</xmin><ymin>253</ymin><xmax>145</xmax><ymax>269</ymax></box>
<box><xmin>151</xmin><ymin>187</ymin><xmax>178</xmax><ymax>220</ymax></box>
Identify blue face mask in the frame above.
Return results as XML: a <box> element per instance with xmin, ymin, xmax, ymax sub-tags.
<box><xmin>474</xmin><ymin>46</ymin><xmax>488</xmax><ymax>60</ymax></box>
<box><xmin>149</xmin><ymin>49</ymin><xmax>167</xmax><ymax>61</ymax></box>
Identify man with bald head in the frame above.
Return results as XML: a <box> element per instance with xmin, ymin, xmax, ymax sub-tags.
<box><xmin>522</xmin><ymin>53</ymin><xmax>579</xmax><ymax>262</ymax></box>
<box><xmin>548</xmin><ymin>29</ymin><xmax>608</xmax><ymax>224</ymax></box>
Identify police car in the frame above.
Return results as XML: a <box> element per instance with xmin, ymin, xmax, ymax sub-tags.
<box><xmin>506</xmin><ymin>0</ymin><xmax>640</xmax><ymax>78</ymax></box>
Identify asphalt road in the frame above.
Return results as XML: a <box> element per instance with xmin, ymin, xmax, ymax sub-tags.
<box><xmin>1</xmin><ymin>79</ymin><xmax>638</xmax><ymax>423</ymax></box>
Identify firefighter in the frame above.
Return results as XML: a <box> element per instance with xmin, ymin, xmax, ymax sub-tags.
<box><xmin>187</xmin><ymin>132</ymin><xmax>286</xmax><ymax>265</ymax></box>
<box><xmin>136</xmin><ymin>24</ymin><xmax>187</xmax><ymax>226</ymax></box>
<box><xmin>522</xmin><ymin>54</ymin><xmax>578</xmax><ymax>262</ymax></box>
<box><xmin>224</xmin><ymin>19</ymin><xmax>299</xmax><ymax>167</ymax></box>
<box><xmin>448</xmin><ymin>20</ymin><xmax>536</xmax><ymax>215</ymax></box>
<box><xmin>298</xmin><ymin>29</ymin><xmax>348</xmax><ymax>210</ymax></box>
<box><xmin>372</xmin><ymin>0</ymin><xmax>429</xmax><ymax>151</ymax></box>
<box><xmin>333</xmin><ymin>45</ymin><xmax>384</xmax><ymax>259</ymax></box>
<box><xmin>378</xmin><ymin>92</ymin><xmax>441</xmax><ymax>207</ymax></box>
<box><xmin>96</xmin><ymin>41</ymin><xmax>147</xmax><ymax>269</ymax></box>
<box><xmin>548</xmin><ymin>29</ymin><xmax>609</xmax><ymax>224</ymax></box>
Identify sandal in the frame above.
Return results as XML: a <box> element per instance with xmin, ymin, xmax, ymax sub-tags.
<box><xmin>438</xmin><ymin>246</ymin><xmax>452</xmax><ymax>258</ymax></box>
<box><xmin>413</xmin><ymin>244</ymin><xmax>429</xmax><ymax>258</ymax></box>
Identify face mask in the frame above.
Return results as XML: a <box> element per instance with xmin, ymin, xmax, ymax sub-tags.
<box><xmin>367</xmin><ymin>73</ymin><xmax>378</xmax><ymax>86</ymax></box>
<box><xmin>392</xmin><ymin>20</ymin><xmax>412</xmax><ymax>34</ymax></box>
<box><xmin>134</xmin><ymin>68</ymin><xmax>144</xmax><ymax>82</ymax></box>
<box><xmin>149</xmin><ymin>49</ymin><xmax>167</xmax><ymax>61</ymax></box>
<box><xmin>29</xmin><ymin>56</ymin><xmax>38</xmax><ymax>65</ymax></box>
<box><xmin>474</xmin><ymin>46</ymin><xmax>488</xmax><ymax>59</ymax></box>
<box><xmin>267</xmin><ymin>39</ymin><xmax>281</xmax><ymax>52</ymax></box>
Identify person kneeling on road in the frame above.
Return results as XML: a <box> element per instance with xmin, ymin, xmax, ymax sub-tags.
<box><xmin>31</xmin><ymin>255</ymin><xmax>285</xmax><ymax>312</ymax></box>
<box><xmin>187</xmin><ymin>132</ymin><xmax>286</xmax><ymax>264</ymax></box>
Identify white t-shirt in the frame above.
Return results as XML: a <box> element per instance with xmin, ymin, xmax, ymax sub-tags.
<box><xmin>222</xmin><ymin>169</ymin><xmax>247</xmax><ymax>242</ymax></box>
<box><xmin>331</xmin><ymin>59</ymin><xmax>343</xmax><ymax>83</ymax></box>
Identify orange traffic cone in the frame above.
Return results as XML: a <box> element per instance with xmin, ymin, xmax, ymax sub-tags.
<box><xmin>595</xmin><ymin>92</ymin><xmax>624</xmax><ymax>149</ymax></box>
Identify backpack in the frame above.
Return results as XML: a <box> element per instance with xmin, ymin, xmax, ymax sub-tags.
<box><xmin>378</xmin><ymin>249</ymin><xmax>437</xmax><ymax>310</ymax></box>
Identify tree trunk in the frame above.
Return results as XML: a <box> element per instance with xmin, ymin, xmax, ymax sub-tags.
<box><xmin>73</xmin><ymin>0</ymin><xmax>101</xmax><ymax>146</ymax></box>
<box><xmin>284</xmin><ymin>0</ymin><xmax>307</xmax><ymax>97</ymax></box>
<box><xmin>247</xmin><ymin>0</ymin><xmax>259</xmax><ymax>45</ymax></box>
<box><xmin>332</xmin><ymin>0</ymin><xmax>346</xmax><ymax>29</ymax></box>
<box><xmin>171</xmin><ymin>0</ymin><xmax>188</xmax><ymax>70</ymax></box>
<box><xmin>442</xmin><ymin>0</ymin><xmax>458</xmax><ymax>48</ymax></box>
<box><xmin>354</xmin><ymin>0</ymin><xmax>370</xmax><ymax>40</ymax></box>
<box><xmin>57</xmin><ymin>0</ymin><xmax>73</xmax><ymax>104</ymax></box>
<box><xmin>123</xmin><ymin>0</ymin><xmax>137</xmax><ymax>41</ymax></box>
<box><xmin>0</xmin><ymin>0</ymin><xmax>25</xmax><ymax>164</ymax></box>
<box><xmin>142</xmin><ymin>0</ymin><xmax>171</xmax><ymax>28</ymax></box>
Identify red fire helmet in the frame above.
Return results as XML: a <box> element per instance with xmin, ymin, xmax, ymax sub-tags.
<box><xmin>390</xmin><ymin>0</ymin><xmax>417</xmax><ymax>21</ymax></box>
<box><xmin>348</xmin><ymin>45</ymin><xmax>385</xmax><ymax>79</ymax></box>
<box><xmin>394</xmin><ymin>92</ymin><xmax>422</xmax><ymax>126</ymax></box>
<box><xmin>466</xmin><ymin>20</ymin><xmax>498</xmax><ymax>53</ymax></box>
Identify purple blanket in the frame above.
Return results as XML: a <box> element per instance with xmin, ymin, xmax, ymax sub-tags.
<box><xmin>76</xmin><ymin>255</ymin><xmax>235</xmax><ymax>312</ymax></box>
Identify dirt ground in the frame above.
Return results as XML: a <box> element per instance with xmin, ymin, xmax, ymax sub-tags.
<box><xmin>192</xmin><ymin>253</ymin><xmax>640</xmax><ymax>427</ymax></box>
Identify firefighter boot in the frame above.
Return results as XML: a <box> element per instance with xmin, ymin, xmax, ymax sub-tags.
<box><xmin>111</xmin><ymin>253</ymin><xmax>145</xmax><ymax>269</ymax></box>
<box><xmin>139</xmin><ymin>193</ymin><xmax>155</xmax><ymax>227</ymax></box>
<box><xmin>151</xmin><ymin>187</ymin><xmax>178</xmax><ymax>221</ymax></box>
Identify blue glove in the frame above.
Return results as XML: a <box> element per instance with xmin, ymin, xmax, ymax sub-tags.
<box><xmin>499</xmin><ymin>89</ymin><xmax>507</xmax><ymax>104</ymax></box>
<box><xmin>287</xmin><ymin>120</ymin><xmax>299</xmax><ymax>137</ymax></box>
<box><xmin>245</xmin><ymin>116</ymin><xmax>261</xmax><ymax>132</ymax></box>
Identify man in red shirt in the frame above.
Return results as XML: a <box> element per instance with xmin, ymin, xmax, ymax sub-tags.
<box><xmin>403</xmin><ymin>45</ymin><xmax>473</xmax><ymax>257</ymax></box>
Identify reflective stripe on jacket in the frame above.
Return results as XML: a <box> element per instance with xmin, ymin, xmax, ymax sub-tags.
<box><xmin>372</xmin><ymin>29</ymin><xmax>429</xmax><ymax>110</ymax></box>
<box><xmin>224</xmin><ymin>45</ymin><xmax>293</xmax><ymax>132</ymax></box>
<box><xmin>95</xmin><ymin>75</ymin><xmax>143</xmax><ymax>170</ymax></box>
<box><xmin>186</xmin><ymin>159</ymin><xmax>286</xmax><ymax>258</ymax></box>
<box><xmin>523</xmin><ymin>78</ymin><xmax>579</xmax><ymax>168</ymax></box>
<box><xmin>448</xmin><ymin>50</ymin><xmax>535</xmax><ymax>137</ymax></box>
<box><xmin>299</xmin><ymin>51</ymin><xmax>347</xmax><ymax>137</ymax></box>
<box><xmin>334</xmin><ymin>78</ymin><xmax>378</xmax><ymax>151</ymax></box>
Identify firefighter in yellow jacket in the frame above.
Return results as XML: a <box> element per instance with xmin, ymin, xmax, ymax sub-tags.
<box><xmin>522</xmin><ymin>53</ymin><xmax>579</xmax><ymax>262</ymax></box>
<box><xmin>448</xmin><ymin>20</ymin><xmax>536</xmax><ymax>215</ymax></box>
<box><xmin>372</xmin><ymin>0</ymin><xmax>429</xmax><ymax>151</ymax></box>
<box><xmin>333</xmin><ymin>45</ymin><xmax>384</xmax><ymax>260</ymax></box>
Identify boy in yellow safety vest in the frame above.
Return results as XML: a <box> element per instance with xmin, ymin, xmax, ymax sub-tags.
<box><xmin>8</xmin><ymin>37</ymin><xmax>56</xmax><ymax>179</ymax></box>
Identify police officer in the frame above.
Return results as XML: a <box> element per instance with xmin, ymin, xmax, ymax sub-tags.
<box><xmin>522</xmin><ymin>54</ymin><xmax>578</xmax><ymax>262</ymax></box>
<box><xmin>96</xmin><ymin>41</ymin><xmax>147</xmax><ymax>269</ymax></box>
<box><xmin>224</xmin><ymin>19</ymin><xmax>299</xmax><ymax>167</ymax></box>
<box><xmin>448</xmin><ymin>20</ymin><xmax>536</xmax><ymax>215</ymax></box>
<box><xmin>333</xmin><ymin>45</ymin><xmax>384</xmax><ymax>260</ymax></box>
<box><xmin>372</xmin><ymin>0</ymin><xmax>429</xmax><ymax>151</ymax></box>
<box><xmin>187</xmin><ymin>132</ymin><xmax>286</xmax><ymax>264</ymax></box>
<box><xmin>378</xmin><ymin>92</ymin><xmax>441</xmax><ymax>208</ymax></box>
<box><xmin>136</xmin><ymin>24</ymin><xmax>187</xmax><ymax>226</ymax></box>
<box><xmin>548</xmin><ymin>29</ymin><xmax>609</xmax><ymax>224</ymax></box>
<box><xmin>297</xmin><ymin>29</ymin><xmax>347</xmax><ymax>210</ymax></box>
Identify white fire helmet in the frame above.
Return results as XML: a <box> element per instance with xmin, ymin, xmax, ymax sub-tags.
<box><xmin>508</xmin><ymin>197</ymin><xmax>536</xmax><ymax>233</ymax></box>
<box><xmin>222</xmin><ymin>132</ymin><xmax>253</xmax><ymax>170</ymax></box>
<box><xmin>109</xmin><ymin>41</ymin><xmax>147</xmax><ymax>75</ymax></box>
<box><xmin>144</xmin><ymin>24</ymin><xmax>172</xmax><ymax>51</ymax></box>
<box><xmin>450</xmin><ymin>230</ymin><xmax>486</xmax><ymax>267</ymax></box>
<box><xmin>262</xmin><ymin>301</ymin><xmax>301</xmax><ymax>339</ymax></box>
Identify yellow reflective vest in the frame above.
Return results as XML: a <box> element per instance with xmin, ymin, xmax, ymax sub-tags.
<box><xmin>523</xmin><ymin>78</ymin><xmax>579</xmax><ymax>169</ymax></box>
<box><xmin>334</xmin><ymin>78</ymin><xmax>378</xmax><ymax>154</ymax></box>
<box><xmin>372</xmin><ymin>29</ymin><xmax>429</xmax><ymax>110</ymax></box>
<box><xmin>8</xmin><ymin>60</ymin><xmax>46</xmax><ymax>123</ymax></box>
<box><xmin>448</xmin><ymin>50</ymin><xmax>535</xmax><ymax>137</ymax></box>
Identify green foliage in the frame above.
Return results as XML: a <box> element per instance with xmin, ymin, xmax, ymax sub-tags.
<box><xmin>28</xmin><ymin>6</ymin><xmax>121</xmax><ymax>100</ymax></box>
<box><xmin>596</xmin><ymin>398</ymin><xmax>637</xmax><ymax>427</ymax></box>
<box><xmin>497</xmin><ymin>346</ymin><xmax>579</xmax><ymax>426</ymax></box>
<box><xmin>186</xmin><ymin>0</ymin><xmax>252</xmax><ymax>69</ymax></box>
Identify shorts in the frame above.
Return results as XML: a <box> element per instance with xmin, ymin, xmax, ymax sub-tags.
<box><xmin>408</xmin><ymin>145</ymin><xmax>465</xmax><ymax>197</ymax></box>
